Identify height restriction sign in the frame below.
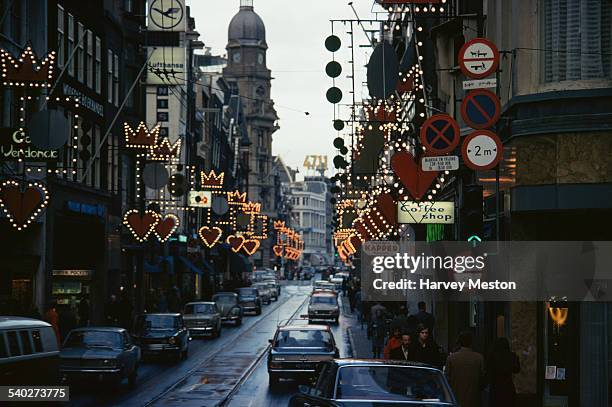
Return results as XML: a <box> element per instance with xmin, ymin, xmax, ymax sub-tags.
<box><xmin>458</xmin><ymin>38</ymin><xmax>499</xmax><ymax>79</ymax></box>
<box><xmin>461</xmin><ymin>130</ymin><xmax>503</xmax><ymax>170</ymax></box>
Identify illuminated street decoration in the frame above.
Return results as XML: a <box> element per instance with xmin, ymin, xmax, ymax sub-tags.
<box><xmin>154</xmin><ymin>213</ymin><xmax>180</xmax><ymax>243</ymax></box>
<box><xmin>149</xmin><ymin>137</ymin><xmax>182</xmax><ymax>161</ymax></box>
<box><xmin>0</xmin><ymin>46</ymin><xmax>56</xmax><ymax>87</ymax></box>
<box><xmin>242</xmin><ymin>239</ymin><xmax>261</xmax><ymax>256</ymax></box>
<box><xmin>123</xmin><ymin>209</ymin><xmax>160</xmax><ymax>242</ymax></box>
<box><xmin>124</xmin><ymin>122</ymin><xmax>160</xmax><ymax>149</ymax></box>
<box><xmin>0</xmin><ymin>180</ymin><xmax>49</xmax><ymax>231</ymax></box>
<box><xmin>198</xmin><ymin>226</ymin><xmax>223</xmax><ymax>248</ymax></box>
<box><xmin>201</xmin><ymin>170</ymin><xmax>225</xmax><ymax>189</ymax></box>
<box><xmin>226</xmin><ymin>234</ymin><xmax>246</xmax><ymax>252</ymax></box>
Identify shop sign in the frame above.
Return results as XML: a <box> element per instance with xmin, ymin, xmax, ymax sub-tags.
<box><xmin>53</xmin><ymin>269</ymin><xmax>94</xmax><ymax>278</ymax></box>
<box><xmin>188</xmin><ymin>191</ymin><xmax>212</xmax><ymax>208</ymax></box>
<box><xmin>147</xmin><ymin>47</ymin><xmax>186</xmax><ymax>85</ymax></box>
<box><xmin>398</xmin><ymin>201</ymin><xmax>455</xmax><ymax>224</ymax></box>
<box><xmin>0</xmin><ymin>128</ymin><xmax>60</xmax><ymax>161</ymax></box>
<box><xmin>62</xmin><ymin>84</ymin><xmax>104</xmax><ymax>117</ymax></box>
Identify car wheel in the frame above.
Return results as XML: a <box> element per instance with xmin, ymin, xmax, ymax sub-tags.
<box><xmin>334</xmin><ymin>317</ymin><xmax>339</xmax><ymax>324</ymax></box>
<box><xmin>256</xmin><ymin>307</ymin><xmax>262</xmax><ymax>315</ymax></box>
<box><xmin>236</xmin><ymin>318</ymin><xmax>242</xmax><ymax>327</ymax></box>
<box><xmin>128</xmin><ymin>367</ymin><xmax>138</xmax><ymax>387</ymax></box>
<box><xmin>269</xmin><ymin>373</ymin><xmax>279</xmax><ymax>387</ymax></box>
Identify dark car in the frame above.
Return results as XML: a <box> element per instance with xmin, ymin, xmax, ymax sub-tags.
<box><xmin>183</xmin><ymin>302</ymin><xmax>222</xmax><ymax>338</ymax></box>
<box><xmin>267</xmin><ymin>324</ymin><xmax>338</xmax><ymax>387</ymax></box>
<box><xmin>60</xmin><ymin>327</ymin><xmax>140</xmax><ymax>387</ymax></box>
<box><xmin>132</xmin><ymin>313</ymin><xmax>190</xmax><ymax>361</ymax></box>
<box><xmin>212</xmin><ymin>292</ymin><xmax>243</xmax><ymax>326</ymax></box>
<box><xmin>308</xmin><ymin>292</ymin><xmax>340</xmax><ymax>324</ymax></box>
<box><xmin>237</xmin><ymin>287</ymin><xmax>262</xmax><ymax>315</ymax></box>
<box><xmin>289</xmin><ymin>359</ymin><xmax>457</xmax><ymax>406</ymax></box>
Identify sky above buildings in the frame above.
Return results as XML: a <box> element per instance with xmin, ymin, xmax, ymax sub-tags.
<box><xmin>188</xmin><ymin>0</ymin><xmax>380</xmax><ymax>179</ymax></box>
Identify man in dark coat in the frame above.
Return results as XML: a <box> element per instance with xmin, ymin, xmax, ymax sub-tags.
<box><xmin>389</xmin><ymin>333</ymin><xmax>415</xmax><ymax>361</ymax></box>
<box><xmin>415</xmin><ymin>301</ymin><xmax>435</xmax><ymax>335</ymax></box>
<box><xmin>413</xmin><ymin>324</ymin><xmax>442</xmax><ymax>368</ymax></box>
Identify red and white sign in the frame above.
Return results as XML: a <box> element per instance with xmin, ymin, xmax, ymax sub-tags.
<box><xmin>458</xmin><ymin>38</ymin><xmax>499</xmax><ymax>79</ymax></box>
<box><xmin>461</xmin><ymin>130</ymin><xmax>503</xmax><ymax>170</ymax></box>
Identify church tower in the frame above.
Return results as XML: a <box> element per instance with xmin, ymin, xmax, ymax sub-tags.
<box><xmin>224</xmin><ymin>0</ymin><xmax>279</xmax><ymax>266</ymax></box>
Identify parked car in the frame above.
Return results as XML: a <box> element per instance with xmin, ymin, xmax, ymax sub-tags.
<box><xmin>289</xmin><ymin>360</ymin><xmax>457</xmax><ymax>406</ymax></box>
<box><xmin>183</xmin><ymin>302</ymin><xmax>221</xmax><ymax>338</ymax></box>
<box><xmin>212</xmin><ymin>292</ymin><xmax>243</xmax><ymax>326</ymax></box>
<box><xmin>329</xmin><ymin>274</ymin><xmax>344</xmax><ymax>290</ymax></box>
<box><xmin>267</xmin><ymin>323</ymin><xmax>338</xmax><ymax>386</ymax></box>
<box><xmin>264</xmin><ymin>278</ymin><xmax>281</xmax><ymax>296</ymax></box>
<box><xmin>313</xmin><ymin>280</ymin><xmax>338</xmax><ymax>295</ymax></box>
<box><xmin>301</xmin><ymin>267</ymin><xmax>314</xmax><ymax>280</ymax></box>
<box><xmin>0</xmin><ymin>317</ymin><xmax>60</xmax><ymax>385</ymax></box>
<box><xmin>237</xmin><ymin>287</ymin><xmax>262</xmax><ymax>315</ymax></box>
<box><xmin>308</xmin><ymin>292</ymin><xmax>340</xmax><ymax>324</ymax></box>
<box><xmin>60</xmin><ymin>327</ymin><xmax>140</xmax><ymax>387</ymax></box>
<box><xmin>252</xmin><ymin>282</ymin><xmax>272</xmax><ymax>305</ymax></box>
<box><xmin>263</xmin><ymin>281</ymin><xmax>278</xmax><ymax>301</ymax></box>
<box><xmin>132</xmin><ymin>313</ymin><xmax>190</xmax><ymax>362</ymax></box>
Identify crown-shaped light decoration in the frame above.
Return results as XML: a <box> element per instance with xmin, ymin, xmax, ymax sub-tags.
<box><xmin>201</xmin><ymin>170</ymin><xmax>224</xmax><ymax>189</ymax></box>
<box><xmin>149</xmin><ymin>137</ymin><xmax>181</xmax><ymax>161</ymax></box>
<box><xmin>274</xmin><ymin>220</ymin><xmax>286</xmax><ymax>230</ymax></box>
<box><xmin>1</xmin><ymin>46</ymin><xmax>56</xmax><ymax>87</ymax></box>
<box><xmin>243</xmin><ymin>202</ymin><xmax>261</xmax><ymax>214</ymax></box>
<box><xmin>124</xmin><ymin>122</ymin><xmax>159</xmax><ymax>149</ymax></box>
<box><xmin>227</xmin><ymin>191</ymin><xmax>247</xmax><ymax>204</ymax></box>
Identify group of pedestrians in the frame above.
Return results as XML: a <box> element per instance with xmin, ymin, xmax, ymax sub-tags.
<box><xmin>43</xmin><ymin>295</ymin><xmax>91</xmax><ymax>347</ymax></box>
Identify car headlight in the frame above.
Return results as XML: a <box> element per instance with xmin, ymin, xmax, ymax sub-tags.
<box><xmin>168</xmin><ymin>337</ymin><xmax>176</xmax><ymax>345</ymax></box>
<box><xmin>232</xmin><ymin>307</ymin><xmax>241</xmax><ymax>315</ymax></box>
<box><xmin>103</xmin><ymin>359</ymin><xmax>117</xmax><ymax>368</ymax></box>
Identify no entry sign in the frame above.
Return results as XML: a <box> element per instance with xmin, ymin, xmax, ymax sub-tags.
<box><xmin>462</xmin><ymin>130</ymin><xmax>503</xmax><ymax>170</ymax></box>
<box><xmin>459</xmin><ymin>38</ymin><xmax>499</xmax><ymax>79</ymax></box>
<box><xmin>461</xmin><ymin>89</ymin><xmax>501</xmax><ymax>129</ymax></box>
<box><xmin>420</xmin><ymin>114</ymin><xmax>460</xmax><ymax>156</ymax></box>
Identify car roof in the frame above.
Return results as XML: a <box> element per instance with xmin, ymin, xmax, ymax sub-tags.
<box><xmin>69</xmin><ymin>327</ymin><xmax>126</xmax><ymax>333</ymax></box>
<box><xmin>0</xmin><ymin>317</ymin><xmax>51</xmax><ymax>329</ymax></box>
<box><xmin>311</xmin><ymin>291</ymin><xmax>336</xmax><ymax>297</ymax></box>
<box><xmin>213</xmin><ymin>292</ymin><xmax>238</xmax><ymax>296</ymax></box>
<box><xmin>279</xmin><ymin>324</ymin><xmax>331</xmax><ymax>331</ymax></box>
<box><xmin>185</xmin><ymin>301</ymin><xmax>215</xmax><ymax>306</ymax></box>
<box><xmin>332</xmin><ymin>359</ymin><xmax>439</xmax><ymax>370</ymax></box>
<box><xmin>139</xmin><ymin>313</ymin><xmax>181</xmax><ymax>317</ymax></box>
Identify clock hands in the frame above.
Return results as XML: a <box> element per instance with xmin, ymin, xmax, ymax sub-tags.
<box><xmin>153</xmin><ymin>7</ymin><xmax>180</xmax><ymax>19</ymax></box>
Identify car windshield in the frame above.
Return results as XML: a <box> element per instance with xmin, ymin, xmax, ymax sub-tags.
<box><xmin>311</xmin><ymin>296</ymin><xmax>337</xmax><ymax>305</ymax></box>
<box><xmin>238</xmin><ymin>288</ymin><xmax>257</xmax><ymax>296</ymax></box>
<box><xmin>137</xmin><ymin>315</ymin><xmax>178</xmax><ymax>331</ymax></box>
<box><xmin>275</xmin><ymin>329</ymin><xmax>333</xmax><ymax>348</ymax></box>
<box><xmin>335</xmin><ymin>366</ymin><xmax>453</xmax><ymax>402</ymax></box>
<box><xmin>64</xmin><ymin>331</ymin><xmax>122</xmax><ymax>349</ymax></box>
<box><xmin>184</xmin><ymin>304</ymin><xmax>215</xmax><ymax>314</ymax></box>
<box><xmin>214</xmin><ymin>295</ymin><xmax>237</xmax><ymax>304</ymax></box>
<box><xmin>253</xmin><ymin>284</ymin><xmax>268</xmax><ymax>291</ymax></box>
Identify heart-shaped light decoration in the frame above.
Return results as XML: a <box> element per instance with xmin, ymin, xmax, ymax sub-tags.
<box><xmin>123</xmin><ymin>209</ymin><xmax>160</xmax><ymax>242</ymax></box>
<box><xmin>273</xmin><ymin>245</ymin><xmax>284</xmax><ymax>257</ymax></box>
<box><xmin>0</xmin><ymin>180</ymin><xmax>49</xmax><ymax>231</ymax></box>
<box><xmin>198</xmin><ymin>226</ymin><xmax>222</xmax><ymax>248</ymax></box>
<box><xmin>391</xmin><ymin>151</ymin><xmax>440</xmax><ymax>200</ymax></box>
<box><xmin>226</xmin><ymin>235</ymin><xmax>245</xmax><ymax>252</ymax></box>
<box><xmin>155</xmin><ymin>214</ymin><xmax>179</xmax><ymax>243</ymax></box>
<box><xmin>242</xmin><ymin>239</ymin><xmax>261</xmax><ymax>256</ymax></box>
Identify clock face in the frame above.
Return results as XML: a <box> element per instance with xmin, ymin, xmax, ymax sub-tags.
<box><xmin>257</xmin><ymin>53</ymin><xmax>264</xmax><ymax>65</ymax></box>
<box><xmin>233</xmin><ymin>52</ymin><xmax>241</xmax><ymax>63</ymax></box>
<box><xmin>150</xmin><ymin>0</ymin><xmax>185</xmax><ymax>30</ymax></box>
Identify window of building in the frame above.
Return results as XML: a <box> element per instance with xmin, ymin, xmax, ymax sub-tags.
<box><xmin>77</xmin><ymin>23</ymin><xmax>84</xmax><ymax>82</ymax></box>
<box><xmin>68</xmin><ymin>14</ymin><xmax>74</xmax><ymax>76</ymax></box>
<box><xmin>95</xmin><ymin>36</ymin><xmax>101</xmax><ymax>93</ymax></box>
<box><xmin>57</xmin><ymin>5</ymin><xmax>65</xmax><ymax>68</ymax></box>
<box><xmin>93</xmin><ymin>125</ymin><xmax>101</xmax><ymax>189</ymax></box>
<box><xmin>107</xmin><ymin>50</ymin><xmax>113</xmax><ymax>103</ymax></box>
<box><xmin>125</xmin><ymin>67</ymin><xmax>136</xmax><ymax>108</ymax></box>
<box><xmin>86</xmin><ymin>30</ymin><xmax>93</xmax><ymax>88</ymax></box>
<box><xmin>542</xmin><ymin>0</ymin><xmax>612</xmax><ymax>82</ymax></box>
<box><xmin>113</xmin><ymin>54</ymin><xmax>119</xmax><ymax>106</ymax></box>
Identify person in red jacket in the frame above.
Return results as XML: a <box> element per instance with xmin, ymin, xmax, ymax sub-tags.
<box><xmin>384</xmin><ymin>327</ymin><xmax>403</xmax><ymax>359</ymax></box>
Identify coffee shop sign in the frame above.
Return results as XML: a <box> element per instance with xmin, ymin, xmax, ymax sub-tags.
<box><xmin>0</xmin><ymin>128</ymin><xmax>59</xmax><ymax>161</ymax></box>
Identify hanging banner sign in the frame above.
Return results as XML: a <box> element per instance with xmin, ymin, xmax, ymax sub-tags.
<box><xmin>188</xmin><ymin>191</ymin><xmax>212</xmax><ymax>208</ymax></box>
<box><xmin>147</xmin><ymin>47</ymin><xmax>186</xmax><ymax>85</ymax></box>
<box><xmin>463</xmin><ymin>78</ymin><xmax>497</xmax><ymax>90</ymax></box>
<box><xmin>422</xmin><ymin>156</ymin><xmax>459</xmax><ymax>172</ymax></box>
<box><xmin>458</xmin><ymin>38</ymin><xmax>500</xmax><ymax>79</ymax></box>
<box><xmin>398</xmin><ymin>201</ymin><xmax>455</xmax><ymax>224</ymax></box>
<box><xmin>0</xmin><ymin>128</ymin><xmax>60</xmax><ymax>161</ymax></box>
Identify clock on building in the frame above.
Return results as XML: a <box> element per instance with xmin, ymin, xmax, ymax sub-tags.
<box><xmin>233</xmin><ymin>52</ymin><xmax>242</xmax><ymax>63</ymax></box>
<box><xmin>257</xmin><ymin>53</ymin><xmax>264</xmax><ymax>65</ymax></box>
<box><xmin>149</xmin><ymin>0</ymin><xmax>185</xmax><ymax>31</ymax></box>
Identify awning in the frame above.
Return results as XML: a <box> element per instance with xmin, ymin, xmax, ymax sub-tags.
<box><xmin>178</xmin><ymin>256</ymin><xmax>203</xmax><ymax>275</ymax></box>
<box><xmin>145</xmin><ymin>256</ymin><xmax>174</xmax><ymax>274</ymax></box>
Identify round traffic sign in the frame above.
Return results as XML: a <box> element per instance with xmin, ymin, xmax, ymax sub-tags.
<box><xmin>461</xmin><ymin>89</ymin><xmax>501</xmax><ymax>129</ymax></box>
<box><xmin>420</xmin><ymin>114</ymin><xmax>460</xmax><ymax>156</ymax></box>
<box><xmin>461</xmin><ymin>130</ymin><xmax>503</xmax><ymax>170</ymax></box>
<box><xmin>458</xmin><ymin>38</ymin><xmax>499</xmax><ymax>79</ymax></box>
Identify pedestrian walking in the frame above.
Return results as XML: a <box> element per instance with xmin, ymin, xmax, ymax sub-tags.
<box><xmin>413</xmin><ymin>324</ymin><xmax>442</xmax><ymax>368</ymax></box>
<box><xmin>78</xmin><ymin>296</ymin><xmax>90</xmax><ymax>327</ymax></box>
<box><xmin>487</xmin><ymin>337</ymin><xmax>521</xmax><ymax>407</ymax></box>
<box><xmin>104</xmin><ymin>294</ymin><xmax>120</xmax><ymax>326</ymax></box>
<box><xmin>371</xmin><ymin>309</ymin><xmax>386</xmax><ymax>358</ymax></box>
<box><xmin>44</xmin><ymin>303</ymin><xmax>61</xmax><ymax>347</ymax></box>
<box><xmin>384</xmin><ymin>328</ymin><xmax>403</xmax><ymax>359</ymax></box>
<box><xmin>415</xmin><ymin>301</ymin><xmax>435</xmax><ymax>335</ymax></box>
<box><xmin>389</xmin><ymin>333</ymin><xmax>414</xmax><ymax>361</ymax></box>
<box><xmin>445</xmin><ymin>331</ymin><xmax>485</xmax><ymax>407</ymax></box>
